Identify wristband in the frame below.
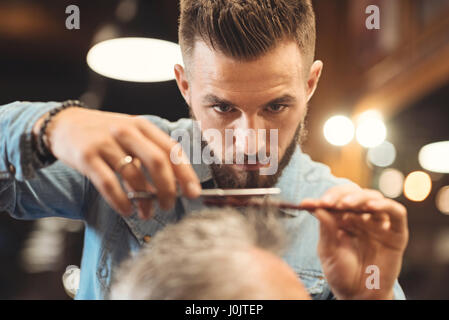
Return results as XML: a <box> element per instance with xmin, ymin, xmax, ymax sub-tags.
<box><xmin>35</xmin><ymin>100</ymin><xmax>87</xmax><ymax>164</ymax></box>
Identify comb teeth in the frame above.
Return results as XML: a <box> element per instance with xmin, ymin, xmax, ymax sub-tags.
<box><xmin>203</xmin><ymin>197</ymin><xmax>295</xmax><ymax>209</ymax></box>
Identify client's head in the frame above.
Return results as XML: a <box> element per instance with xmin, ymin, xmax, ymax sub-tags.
<box><xmin>110</xmin><ymin>208</ymin><xmax>310</xmax><ymax>300</ymax></box>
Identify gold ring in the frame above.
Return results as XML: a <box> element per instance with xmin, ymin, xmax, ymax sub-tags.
<box><xmin>116</xmin><ymin>155</ymin><xmax>134</xmax><ymax>174</ymax></box>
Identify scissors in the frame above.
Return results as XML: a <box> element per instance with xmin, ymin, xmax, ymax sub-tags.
<box><xmin>127</xmin><ymin>187</ymin><xmax>282</xmax><ymax>200</ymax></box>
<box><xmin>127</xmin><ymin>187</ymin><xmax>364</xmax><ymax>214</ymax></box>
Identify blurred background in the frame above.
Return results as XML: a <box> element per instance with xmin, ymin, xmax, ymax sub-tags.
<box><xmin>0</xmin><ymin>0</ymin><xmax>448</xmax><ymax>299</ymax></box>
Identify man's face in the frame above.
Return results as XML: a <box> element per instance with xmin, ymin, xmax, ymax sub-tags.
<box><xmin>175</xmin><ymin>40</ymin><xmax>322</xmax><ymax>188</ymax></box>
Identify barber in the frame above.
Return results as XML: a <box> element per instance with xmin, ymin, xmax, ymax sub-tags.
<box><xmin>0</xmin><ymin>0</ymin><xmax>408</xmax><ymax>300</ymax></box>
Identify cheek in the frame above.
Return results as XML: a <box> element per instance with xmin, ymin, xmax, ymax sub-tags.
<box><xmin>275</xmin><ymin>109</ymin><xmax>304</xmax><ymax>151</ymax></box>
<box><xmin>189</xmin><ymin>106</ymin><xmax>227</xmax><ymax>155</ymax></box>
<box><xmin>274</xmin><ymin>131</ymin><xmax>292</xmax><ymax>158</ymax></box>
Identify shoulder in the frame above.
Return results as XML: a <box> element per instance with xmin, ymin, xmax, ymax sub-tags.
<box><xmin>299</xmin><ymin>151</ymin><xmax>358</xmax><ymax>197</ymax></box>
<box><xmin>298</xmin><ymin>152</ymin><xmax>353</xmax><ymax>188</ymax></box>
<box><xmin>279</xmin><ymin>148</ymin><xmax>358</xmax><ymax>204</ymax></box>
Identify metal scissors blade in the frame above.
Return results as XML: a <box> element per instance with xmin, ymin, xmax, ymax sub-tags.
<box><xmin>127</xmin><ymin>187</ymin><xmax>281</xmax><ymax>201</ymax></box>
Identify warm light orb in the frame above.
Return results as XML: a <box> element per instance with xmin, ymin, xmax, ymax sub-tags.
<box><xmin>355</xmin><ymin>110</ymin><xmax>387</xmax><ymax>148</ymax></box>
<box><xmin>434</xmin><ymin>230</ymin><xmax>449</xmax><ymax>263</ymax></box>
<box><xmin>323</xmin><ymin>116</ymin><xmax>355</xmax><ymax>146</ymax></box>
<box><xmin>436</xmin><ymin>186</ymin><xmax>449</xmax><ymax>215</ymax></box>
<box><xmin>419</xmin><ymin>141</ymin><xmax>449</xmax><ymax>173</ymax></box>
<box><xmin>367</xmin><ymin>141</ymin><xmax>397</xmax><ymax>167</ymax></box>
<box><xmin>87</xmin><ymin>37</ymin><xmax>183</xmax><ymax>82</ymax></box>
<box><xmin>379</xmin><ymin>168</ymin><xmax>404</xmax><ymax>198</ymax></box>
<box><xmin>404</xmin><ymin>171</ymin><xmax>432</xmax><ymax>202</ymax></box>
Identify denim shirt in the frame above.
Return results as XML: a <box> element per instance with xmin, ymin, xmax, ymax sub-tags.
<box><xmin>0</xmin><ymin>101</ymin><xmax>406</xmax><ymax>300</ymax></box>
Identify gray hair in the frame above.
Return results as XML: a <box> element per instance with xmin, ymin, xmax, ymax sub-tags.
<box><xmin>110</xmin><ymin>207</ymin><xmax>288</xmax><ymax>299</ymax></box>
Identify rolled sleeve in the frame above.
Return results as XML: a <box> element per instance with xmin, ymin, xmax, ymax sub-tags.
<box><xmin>1</xmin><ymin>101</ymin><xmax>89</xmax><ymax>220</ymax></box>
<box><xmin>0</xmin><ymin>101</ymin><xmax>62</xmax><ymax>181</ymax></box>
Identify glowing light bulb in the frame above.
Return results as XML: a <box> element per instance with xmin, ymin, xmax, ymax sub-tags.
<box><xmin>404</xmin><ymin>171</ymin><xmax>432</xmax><ymax>202</ymax></box>
<box><xmin>323</xmin><ymin>116</ymin><xmax>355</xmax><ymax>146</ymax></box>
<box><xmin>378</xmin><ymin>168</ymin><xmax>404</xmax><ymax>198</ymax></box>
<box><xmin>419</xmin><ymin>141</ymin><xmax>449</xmax><ymax>173</ymax></box>
<box><xmin>367</xmin><ymin>141</ymin><xmax>396</xmax><ymax>167</ymax></box>
<box><xmin>355</xmin><ymin>110</ymin><xmax>387</xmax><ymax>148</ymax></box>
<box><xmin>87</xmin><ymin>37</ymin><xmax>183</xmax><ymax>82</ymax></box>
<box><xmin>436</xmin><ymin>186</ymin><xmax>449</xmax><ymax>215</ymax></box>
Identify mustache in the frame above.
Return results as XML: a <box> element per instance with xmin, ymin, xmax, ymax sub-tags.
<box><xmin>202</xmin><ymin>142</ymin><xmax>274</xmax><ymax>165</ymax></box>
<box><xmin>231</xmin><ymin>152</ymin><xmax>271</xmax><ymax>165</ymax></box>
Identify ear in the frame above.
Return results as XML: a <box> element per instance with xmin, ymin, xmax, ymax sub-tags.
<box><xmin>174</xmin><ymin>64</ymin><xmax>190</xmax><ymax>104</ymax></box>
<box><xmin>306</xmin><ymin>60</ymin><xmax>323</xmax><ymax>102</ymax></box>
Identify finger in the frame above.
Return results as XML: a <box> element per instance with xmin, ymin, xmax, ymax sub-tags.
<box><xmin>116</xmin><ymin>158</ymin><xmax>155</xmax><ymax>220</ymax></box>
<box><xmin>128</xmin><ymin>159</ymin><xmax>157</xmax><ymax>220</ymax></box>
<box><xmin>134</xmin><ymin>117</ymin><xmax>202</xmax><ymax>198</ymax></box>
<box><xmin>320</xmin><ymin>183</ymin><xmax>362</xmax><ymax>207</ymax></box>
<box><xmin>337</xmin><ymin>210</ymin><xmax>390</xmax><ymax>239</ymax></box>
<box><xmin>337</xmin><ymin>189</ymin><xmax>384</xmax><ymax>211</ymax></box>
<box><xmin>366</xmin><ymin>199</ymin><xmax>408</xmax><ymax>233</ymax></box>
<box><xmin>314</xmin><ymin>208</ymin><xmax>339</xmax><ymax>255</ymax></box>
<box><xmin>299</xmin><ymin>198</ymin><xmax>321</xmax><ymax>210</ymax></box>
<box><xmin>342</xmin><ymin>212</ymin><xmax>389</xmax><ymax>239</ymax></box>
<box><xmin>361</xmin><ymin>212</ymin><xmax>390</xmax><ymax>231</ymax></box>
<box><xmin>339</xmin><ymin>212</ymin><xmax>366</xmax><ymax>237</ymax></box>
<box><xmin>100</xmin><ymin>144</ymin><xmax>155</xmax><ymax>219</ymax></box>
<box><xmin>112</xmin><ymin>127</ymin><xmax>177</xmax><ymax>211</ymax></box>
<box><xmin>84</xmin><ymin>156</ymin><xmax>133</xmax><ymax>216</ymax></box>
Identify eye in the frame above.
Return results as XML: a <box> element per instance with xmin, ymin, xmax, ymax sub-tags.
<box><xmin>212</xmin><ymin>105</ymin><xmax>235</xmax><ymax>113</ymax></box>
<box><xmin>265</xmin><ymin>104</ymin><xmax>287</xmax><ymax>113</ymax></box>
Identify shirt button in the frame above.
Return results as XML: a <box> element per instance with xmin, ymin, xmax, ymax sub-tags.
<box><xmin>143</xmin><ymin>235</ymin><xmax>151</xmax><ymax>243</ymax></box>
<box><xmin>8</xmin><ymin>164</ymin><xmax>16</xmax><ymax>176</ymax></box>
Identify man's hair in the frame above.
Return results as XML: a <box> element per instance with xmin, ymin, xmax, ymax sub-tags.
<box><xmin>179</xmin><ymin>0</ymin><xmax>316</xmax><ymax>70</ymax></box>
<box><xmin>110</xmin><ymin>208</ymin><xmax>288</xmax><ymax>300</ymax></box>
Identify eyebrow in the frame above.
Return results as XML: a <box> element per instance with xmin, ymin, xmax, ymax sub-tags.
<box><xmin>202</xmin><ymin>94</ymin><xmax>297</xmax><ymax>108</ymax></box>
<box><xmin>265</xmin><ymin>94</ymin><xmax>297</xmax><ymax>106</ymax></box>
<box><xmin>202</xmin><ymin>94</ymin><xmax>236</xmax><ymax>107</ymax></box>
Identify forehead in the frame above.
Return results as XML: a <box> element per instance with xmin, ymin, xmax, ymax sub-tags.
<box><xmin>189</xmin><ymin>40</ymin><xmax>305</xmax><ymax>94</ymax></box>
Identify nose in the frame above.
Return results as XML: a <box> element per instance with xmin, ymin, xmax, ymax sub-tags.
<box><xmin>234</xmin><ymin>114</ymin><xmax>268</xmax><ymax>157</ymax></box>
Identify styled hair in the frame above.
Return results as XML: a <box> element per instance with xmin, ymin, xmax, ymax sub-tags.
<box><xmin>178</xmin><ymin>0</ymin><xmax>316</xmax><ymax>69</ymax></box>
<box><xmin>110</xmin><ymin>208</ymin><xmax>288</xmax><ymax>300</ymax></box>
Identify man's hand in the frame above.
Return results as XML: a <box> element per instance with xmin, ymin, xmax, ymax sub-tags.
<box><xmin>300</xmin><ymin>184</ymin><xmax>409</xmax><ymax>300</ymax></box>
<box><xmin>33</xmin><ymin>107</ymin><xmax>201</xmax><ymax>219</ymax></box>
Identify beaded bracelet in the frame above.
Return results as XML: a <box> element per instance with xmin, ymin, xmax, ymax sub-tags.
<box><xmin>35</xmin><ymin>100</ymin><xmax>87</xmax><ymax>163</ymax></box>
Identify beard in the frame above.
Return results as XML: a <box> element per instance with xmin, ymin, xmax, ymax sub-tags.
<box><xmin>206</xmin><ymin>121</ymin><xmax>307</xmax><ymax>189</ymax></box>
<box><xmin>188</xmin><ymin>105</ymin><xmax>308</xmax><ymax>189</ymax></box>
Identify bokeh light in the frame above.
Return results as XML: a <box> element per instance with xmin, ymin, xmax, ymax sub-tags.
<box><xmin>355</xmin><ymin>110</ymin><xmax>387</xmax><ymax>148</ymax></box>
<box><xmin>434</xmin><ymin>230</ymin><xmax>449</xmax><ymax>263</ymax></box>
<box><xmin>367</xmin><ymin>141</ymin><xmax>397</xmax><ymax>167</ymax></box>
<box><xmin>323</xmin><ymin>115</ymin><xmax>355</xmax><ymax>146</ymax></box>
<box><xmin>419</xmin><ymin>141</ymin><xmax>449</xmax><ymax>173</ymax></box>
<box><xmin>404</xmin><ymin>171</ymin><xmax>432</xmax><ymax>202</ymax></box>
<box><xmin>436</xmin><ymin>186</ymin><xmax>449</xmax><ymax>215</ymax></box>
<box><xmin>87</xmin><ymin>37</ymin><xmax>183</xmax><ymax>82</ymax></box>
<box><xmin>323</xmin><ymin>116</ymin><xmax>354</xmax><ymax>146</ymax></box>
<box><xmin>379</xmin><ymin>168</ymin><xmax>404</xmax><ymax>198</ymax></box>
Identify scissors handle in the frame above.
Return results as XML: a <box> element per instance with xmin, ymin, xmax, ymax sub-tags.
<box><xmin>127</xmin><ymin>191</ymin><xmax>158</xmax><ymax>200</ymax></box>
